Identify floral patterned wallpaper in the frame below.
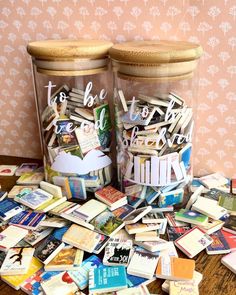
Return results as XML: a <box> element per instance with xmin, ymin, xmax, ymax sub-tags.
<box><xmin>0</xmin><ymin>0</ymin><xmax>236</xmax><ymax>177</ymax></box>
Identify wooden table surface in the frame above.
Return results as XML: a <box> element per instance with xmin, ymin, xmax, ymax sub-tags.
<box><xmin>0</xmin><ymin>155</ymin><xmax>235</xmax><ymax>295</ymax></box>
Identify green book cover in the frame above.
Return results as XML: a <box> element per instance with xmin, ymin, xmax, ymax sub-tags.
<box><xmin>218</xmin><ymin>196</ymin><xmax>236</xmax><ymax>211</ymax></box>
<box><xmin>175</xmin><ymin>209</ymin><xmax>208</xmax><ymax>223</ymax></box>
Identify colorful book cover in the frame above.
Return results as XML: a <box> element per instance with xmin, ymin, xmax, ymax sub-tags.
<box><xmin>51</xmin><ymin>226</ymin><xmax>70</xmax><ymax>242</ymax></box>
<box><xmin>16</xmin><ymin>189</ymin><xmax>52</xmax><ymax>209</ymax></box>
<box><xmin>56</xmin><ymin>120</ymin><xmax>78</xmax><ymax>147</ymax></box>
<box><xmin>93</xmin><ymin>234</ymin><xmax>110</xmax><ymax>254</ymax></box>
<box><xmin>145</xmin><ymin>186</ymin><xmax>160</xmax><ymax>204</ymax></box>
<box><xmin>93</xmin><ymin>103</ymin><xmax>112</xmax><ymax>134</ymax></box>
<box><xmin>221</xmin><ymin>230</ymin><xmax>236</xmax><ymax>250</ymax></box>
<box><xmin>90</xmin><ymin>209</ymin><xmax>124</xmax><ymax>236</ymax></box>
<box><xmin>175</xmin><ymin>209</ymin><xmax>208</xmax><ymax>224</ymax></box>
<box><xmin>112</xmin><ymin>204</ymin><xmax>135</xmax><ymax>220</ymax></box>
<box><xmin>24</xmin><ymin>226</ymin><xmax>53</xmax><ymax>246</ymax></box>
<box><xmin>95</xmin><ymin>186</ymin><xmax>126</xmax><ymax>205</ymax></box>
<box><xmin>223</xmin><ymin>215</ymin><xmax>236</xmax><ymax>234</ymax></box>
<box><xmin>45</xmin><ymin>248</ymin><xmax>84</xmax><ymax>271</ymax></box>
<box><xmin>21</xmin><ymin>269</ymin><xmax>58</xmax><ymax>295</ymax></box>
<box><xmin>1</xmin><ymin>257</ymin><xmax>43</xmax><ymax>290</ymax></box>
<box><xmin>34</xmin><ymin>236</ymin><xmax>64</xmax><ymax>263</ymax></box>
<box><xmin>34</xmin><ymin>197</ymin><xmax>66</xmax><ymax>212</ymax></box>
<box><xmin>9</xmin><ymin>211</ymin><xmax>46</xmax><ymax>229</ymax></box>
<box><xmin>41</xmin><ymin>271</ymin><xmax>78</xmax><ymax>295</ymax></box>
<box><xmin>206</xmin><ymin>230</ymin><xmax>230</xmax><ymax>254</ymax></box>
<box><xmin>8</xmin><ymin>185</ymin><xmax>38</xmax><ymax>198</ymax></box>
<box><xmin>165</xmin><ymin>212</ymin><xmax>189</xmax><ymax>227</ymax></box>
<box><xmin>68</xmin><ymin>255</ymin><xmax>102</xmax><ymax>290</ymax></box>
<box><xmin>16</xmin><ymin>172</ymin><xmax>44</xmax><ymax>185</ymax></box>
<box><xmin>103</xmin><ymin>238</ymin><xmax>133</xmax><ymax>266</ymax></box>
<box><xmin>167</xmin><ymin>226</ymin><xmax>191</xmax><ymax>241</ymax></box>
<box><xmin>126</xmin><ymin>272</ymin><xmax>148</xmax><ymax>287</ymax></box>
<box><xmin>15</xmin><ymin>163</ymin><xmax>39</xmax><ymax>176</ymax></box>
<box><xmin>158</xmin><ymin>189</ymin><xmax>184</xmax><ymax>208</ymax></box>
<box><xmin>89</xmin><ymin>265</ymin><xmax>127</xmax><ymax>293</ymax></box>
<box><xmin>68</xmin><ymin>177</ymin><xmax>87</xmax><ymax>200</ymax></box>
<box><xmin>0</xmin><ymin>247</ymin><xmax>35</xmax><ymax>275</ymax></box>
<box><xmin>0</xmin><ymin>199</ymin><xmax>23</xmax><ymax>220</ymax></box>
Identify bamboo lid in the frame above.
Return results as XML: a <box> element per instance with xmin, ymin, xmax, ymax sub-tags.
<box><xmin>109</xmin><ymin>40</ymin><xmax>203</xmax><ymax>64</ymax></box>
<box><xmin>27</xmin><ymin>39</ymin><xmax>113</xmax><ymax>60</ymax></box>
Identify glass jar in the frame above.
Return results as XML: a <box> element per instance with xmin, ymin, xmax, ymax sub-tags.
<box><xmin>27</xmin><ymin>39</ymin><xmax>113</xmax><ymax>199</ymax></box>
<box><xmin>109</xmin><ymin>41</ymin><xmax>203</xmax><ymax>208</ymax></box>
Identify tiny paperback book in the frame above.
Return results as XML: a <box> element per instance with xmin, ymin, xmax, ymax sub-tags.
<box><xmin>125</xmin><ymin>223</ymin><xmax>159</xmax><ymax>235</ymax></box>
<box><xmin>221</xmin><ymin>251</ymin><xmax>236</xmax><ymax>274</ymax></box>
<box><xmin>90</xmin><ymin>209</ymin><xmax>124</xmax><ymax>237</ymax></box>
<box><xmin>124</xmin><ymin>206</ymin><xmax>152</xmax><ymax>225</ymax></box>
<box><xmin>206</xmin><ymin>230</ymin><xmax>231</xmax><ymax>255</ymax></box>
<box><xmin>199</xmin><ymin>173</ymin><xmax>228</xmax><ymax>189</ymax></box>
<box><xmin>0</xmin><ymin>198</ymin><xmax>24</xmax><ymax>221</ymax></box>
<box><xmin>0</xmin><ymin>165</ymin><xmax>18</xmax><ymax>176</ymax></box>
<box><xmin>174</xmin><ymin>227</ymin><xmax>213</xmax><ymax>258</ymax></box>
<box><xmin>69</xmin><ymin>177</ymin><xmax>87</xmax><ymax>200</ymax></box>
<box><xmin>95</xmin><ymin>186</ymin><xmax>127</xmax><ymax>210</ymax></box>
<box><xmin>34</xmin><ymin>235</ymin><xmax>65</xmax><ymax>265</ymax></box>
<box><xmin>164</xmin><ymin>212</ymin><xmax>188</xmax><ymax>227</ymax></box>
<box><xmin>1</xmin><ymin>257</ymin><xmax>43</xmax><ymax>290</ymax></box>
<box><xmin>56</xmin><ymin>119</ymin><xmax>78</xmax><ymax>147</ymax></box>
<box><xmin>222</xmin><ymin>215</ymin><xmax>236</xmax><ymax>235</ymax></box>
<box><xmin>156</xmin><ymin>256</ymin><xmax>195</xmax><ymax>280</ymax></box>
<box><xmin>0</xmin><ymin>191</ymin><xmax>7</xmax><ymax>201</ymax></box>
<box><xmin>93</xmin><ymin>234</ymin><xmax>110</xmax><ymax>255</ymax></box>
<box><xmin>0</xmin><ymin>225</ymin><xmax>28</xmax><ymax>252</ymax></box>
<box><xmin>158</xmin><ymin>189</ymin><xmax>184</xmax><ymax>208</ymax></box>
<box><xmin>175</xmin><ymin>209</ymin><xmax>208</xmax><ymax>226</ymax></box>
<box><xmin>167</xmin><ymin>226</ymin><xmax>191</xmax><ymax>241</ymax></box>
<box><xmin>68</xmin><ymin>255</ymin><xmax>102</xmax><ymax>290</ymax></box>
<box><xmin>41</xmin><ymin>271</ymin><xmax>78</xmax><ymax>295</ymax></box>
<box><xmin>74</xmin><ymin>199</ymin><xmax>107</xmax><ymax>222</ymax></box>
<box><xmin>0</xmin><ymin>247</ymin><xmax>35</xmax><ymax>275</ymax></box>
<box><xmin>20</xmin><ymin>268</ymin><xmax>58</xmax><ymax>295</ymax></box>
<box><xmin>9</xmin><ymin>210</ymin><xmax>46</xmax><ymax>230</ymax></box>
<box><xmin>135</xmin><ymin>231</ymin><xmax>159</xmax><ymax>242</ymax></box>
<box><xmin>24</xmin><ymin>226</ymin><xmax>54</xmax><ymax>246</ymax></box>
<box><xmin>112</xmin><ymin>204</ymin><xmax>135</xmax><ymax>220</ymax></box>
<box><xmin>45</xmin><ymin>248</ymin><xmax>84</xmax><ymax>271</ymax></box>
<box><xmin>62</xmin><ymin>224</ymin><xmax>101</xmax><ymax>253</ymax></box>
<box><xmin>8</xmin><ymin>185</ymin><xmax>38</xmax><ymax>198</ymax></box>
<box><xmin>89</xmin><ymin>265</ymin><xmax>127</xmax><ymax>294</ymax></box>
<box><xmin>103</xmin><ymin>238</ymin><xmax>133</xmax><ymax>266</ymax></box>
<box><xmin>169</xmin><ymin>280</ymin><xmax>199</xmax><ymax>295</ymax></box>
<box><xmin>15</xmin><ymin>163</ymin><xmax>39</xmax><ymax>176</ymax></box>
<box><xmin>142</xmin><ymin>212</ymin><xmax>165</xmax><ymax>223</ymax></box>
<box><xmin>39</xmin><ymin>181</ymin><xmax>63</xmax><ymax>198</ymax></box>
<box><xmin>16</xmin><ymin>172</ymin><xmax>44</xmax><ymax>185</ymax></box>
<box><xmin>15</xmin><ymin>189</ymin><xmax>53</xmax><ymax>210</ymax></box>
<box><xmin>127</xmin><ymin>248</ymin><xmax>159</xmax><ymax>279</ymax></box>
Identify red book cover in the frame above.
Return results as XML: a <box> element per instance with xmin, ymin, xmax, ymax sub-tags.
<box><xmin>221</xmin><ymin>230</ymin><xmax>236</xmax><ymax>250</ymax></box>
<box><xmin>95</xmin><ymin>186</ymin><xmax>126</xmax><ymax>205</ymax></box>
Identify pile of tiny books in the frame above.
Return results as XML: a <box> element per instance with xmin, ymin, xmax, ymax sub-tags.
<box><xmin>0</xmin><ymin>170</ymin><xmax>235</xmax><ymax>295</ymax></box>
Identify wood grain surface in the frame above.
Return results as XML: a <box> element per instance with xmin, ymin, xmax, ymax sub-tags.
<box><xmin>0</xmin><ymin>156</ymin><xmax>235</xmax><ymax>295</ymax></box>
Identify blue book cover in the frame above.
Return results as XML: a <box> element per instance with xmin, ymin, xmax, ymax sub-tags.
<box><xmin>180</xmin><ymin>143</ymin><xmax>192</xmax><ymax>169</ymax></box>
<box><xmin>89</xmin><ymin>265</ymin><xmax>127</xmax><ymax>293</ymax></box>
<box><xmin>126</xmin><ymin>272</ymin><xmax>148</xmax><ymax>287</ymax></box>
<box><xmin>145</xmin><ymin>187</ymin><xmax>160</xmax><ymax>204</ymax></box>
<box><xmin>112</xmin><ymin>204</ymin><xmax>135</xmax><ymax>220</ymax></box>
<box><xmin>69</xmin><ymin>255</ymin><xmax>102</xmax><ymax>290</ymax></box>
<box><xmin>19</xmin><ymin>190</ymin><xmax>52</xmax><ymax>208</ymax></box>
<box><xmin>158</xmin><ymin>189</ymin><xmax>183</xmax><ymax>208</ymax></box>
<box><xmin>0</xmin><ymin>199</ymin><xmax>22</xmax><ymax>218</ymax></box>
<box><xmin>206</xmin><ymin>230</ymin><xmax>230</xmax><ymax>253</ymax></box>
<box><xmin>10</xmin><ymin>211</ymin><xmax>45</xmax><ymax>228</ymax></box>
<box><xmin>52</xmin><ymin>226</ymin><xmax>70</xmax><ymax>241</ymax></box>
<box><xmin>69</xmin><ymin>177</ymin><xmax>87</xmax><ymax>200</ymax></box>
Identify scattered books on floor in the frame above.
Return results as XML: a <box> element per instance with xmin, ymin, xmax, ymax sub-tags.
<box><xmin>0</xmin><ymin>172</ymin><xmax>235</xmax><ymax>293</ymax></box>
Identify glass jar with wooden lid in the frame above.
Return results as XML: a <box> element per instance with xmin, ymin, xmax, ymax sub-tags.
<box><xmin>27</xmin><ymin>39</ymin><xmax>113</xmax><ymax>199</ymax></box>
<box><xmin>109</xmin><ymin>40</ymin><xmax>203</xmax><ymax>207</ymax></box>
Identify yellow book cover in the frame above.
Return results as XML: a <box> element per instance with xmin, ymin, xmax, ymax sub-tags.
<box><xmin>35</xmin><ymin>197</ymin><xmax>66</xmax><ymax>212</ymax></box>
<box><xmin>1</xmin><ymin>257</ymin><xmax>43</xmax><ymax>290</ymax></box>
<box><xmin>45</xmin><ymin>248</ymin><xmax>84</xmax><ymax>271</ymax></box>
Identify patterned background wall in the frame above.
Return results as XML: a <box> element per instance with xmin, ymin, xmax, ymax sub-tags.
<box><xmin>0</xmin><ymin>0</ymin><xmax>236</xmax><ymax>177</ymax></box>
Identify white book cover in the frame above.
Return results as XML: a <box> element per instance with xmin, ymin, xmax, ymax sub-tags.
<box><xmin>39</xmin><ymin>181</ymin><xmax>63</xmax><ymax>198</ymax></box>
<box><xmin>175</xmin><ymin>227</ymin><xmax>213</xmax><ymax>258</ymax></box>
<box><xmin>221</xmin><ymin>251</ymin><xmax>236</xmax><ymax>274</ymax></box>
<box><xmin>75</xmin><ymin>199</ymin><xmax>107</xmax><ymax>222</ymax></box>
<box><xmin>192</xmin><ymin>196</ymin><xmax>228</xmax><ymax>219</ymax></box>
<box><xmin>124</xmin><ymin>206</ymin><xmax>152</xmax><ymax>225</ymax></box>
<box><xmin>199</xmin><ymin>173</ymin><xmax>228</xmax><ymax>189</ymax></box>
<box><xmin>0</xmin><ymin>225</ymin><xmax>28</xmax><ymax>251</ymax></box>
<box><xmin>0</xmin><ymin>248</ymin><xmax>34</xmax><ymax>275</ymax></box>
<box><xmin>127</xmin><ymin>249</ymin><xmax>159</xmax><ymax>279</ymax></box>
